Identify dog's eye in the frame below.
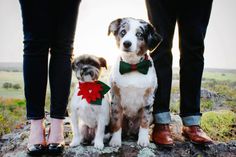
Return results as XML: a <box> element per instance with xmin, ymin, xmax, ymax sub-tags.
<box><xmin>136</xmin><ymin>32</ymin><xmax>143</xmax><ymax>39</ymax></box>
<box><xmin>120</xmin><ymin>30</ymin><xmax>126</xmax><ymax>37</ymax></box>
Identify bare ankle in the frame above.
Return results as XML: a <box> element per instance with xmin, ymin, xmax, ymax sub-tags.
<box><xmin>28</xmin><ymin>119</ymin><xmax>46</xmax><ymax>145</ymax></box>
<box><xmin>48</xmin><ymin>118</ymin><xmax>65</xmax><ymax>144</ymax></box>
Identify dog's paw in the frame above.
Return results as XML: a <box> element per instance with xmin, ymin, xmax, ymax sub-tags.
<box><xmin>70</xmin><ymin>137</ymin><xmax>81</xmax><ymax>147</ymax></box>
<box><xmin>109</xmin><ymin>137</ymin><xmax>121</xmax><ymax>147</ymax></box>
<box><xmin>137</xmin><ymin>127</ymin><xmax>150</xmax><ymax>147</ymax></box>
<box><xmin>137</xmin><ymin>136</ymin><xmax>150</xmax><ymax>147</ymax></box>
<box><xmin>94</xmin><ymin>139</ymin><xmax>104</xmax><ymax>149</ymax></box>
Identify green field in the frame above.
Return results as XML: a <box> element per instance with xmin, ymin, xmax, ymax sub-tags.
<box><xmin>0</xmin><ymin>71</ymin><xmax>24</xmax><ymax>98</ymax></box>
<box><xmin>0</xmin><ymin>69</ymin><xmax>236</xmax><ymax>99</ymax></box>
<box><xmin>203</xmin><ymin>71</ymin><xmax>236</xmax><ymax>82</ymax></box>
<box><xmin>0</xmin><ymin>68</ymin><xmax>236</xmax><ymax>141</ymax></box>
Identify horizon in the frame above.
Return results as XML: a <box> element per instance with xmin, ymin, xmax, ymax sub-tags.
<box><xmin>1</xmin><ymin>61</ymin><xmax>236</xmax><ymax>71</ymax></box>
<box><xmin>0</xmin><ymin>0</ymin><xmax>236</xmax><ymax>69</ymax></box>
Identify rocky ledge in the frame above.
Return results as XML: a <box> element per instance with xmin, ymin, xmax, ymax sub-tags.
<box><xmin>1</xmin><ymin>115</ymin><xmax>236</xmax><ymax>157</ymax></box>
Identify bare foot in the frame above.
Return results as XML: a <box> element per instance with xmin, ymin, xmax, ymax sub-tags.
<box><xmin>47</xmin><ymin>118</ymin><xmax>65</xmax><ymax>144</ymax></box>
<box><xmin>28</xmin><ymin>119</ymin><xmax>46</xmax><ymax>146</ymax></box>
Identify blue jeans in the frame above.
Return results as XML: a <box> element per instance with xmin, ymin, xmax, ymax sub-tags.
<box><xmin>146</xmin><ymin>0</ymin><xmax>213</xmax><ymax>126</ymax></box>
<box><xmin>19</xmin><ymin>0</ymin><xmax>81</xmax><ymax>119</ymax></box>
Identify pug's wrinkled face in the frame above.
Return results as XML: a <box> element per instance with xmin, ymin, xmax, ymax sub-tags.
<box><xmin>72</xmin><ymin>55</ymin><xmax>107</xmax><ymax>82</ymax></box>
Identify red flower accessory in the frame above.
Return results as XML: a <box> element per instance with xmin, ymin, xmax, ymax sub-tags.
<box><xmin>77</xmin><ymin>81</ymin><xmax>110</xmax><ymax>105</ymax></box>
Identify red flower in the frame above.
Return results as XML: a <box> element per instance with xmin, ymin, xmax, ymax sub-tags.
<box><xmin>77</xmin><ymin>82</ymin><xmax>103</xmax><ymax>103</ymax></box>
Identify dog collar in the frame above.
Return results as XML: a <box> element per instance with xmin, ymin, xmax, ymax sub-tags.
<box><xmin>77</xmin><ymin>81</ymin><xmax>110</xmax><ymax>105</ymax></box>
<box><xmin>119</xmin><ymin>54</ymin><xmax>152</xmax><ymax>75</ymax></box>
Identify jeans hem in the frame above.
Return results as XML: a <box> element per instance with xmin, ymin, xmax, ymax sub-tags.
<box><xmin>27</xmin><ymin>116</ymin><xmax>45</xmax><ymax>120</ymax></box>
<box><xmin>154</xmin><ymin>112</ymin><xmax>171</xmax><ymax>124</ymax></box>
<box><xmin>182</xmin><ymin>115</ymin><xmax>201</xmax><ymax>126</ymax></box>
<box><xmin>50</xmin><ymin>115</ymin><xmax>65</xmax><ymax>120</ymax></box>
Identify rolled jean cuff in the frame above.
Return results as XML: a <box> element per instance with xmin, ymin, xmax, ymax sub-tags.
<box><xmin>27</xmin><ymin>116</ymin><xmax>45</xmax><ymax>120</ymax></box>
<box><xmin>50</xmin><ymin>115</ymin><xmax>65</xmax><ymax>119</ymax></box>
<box><xmin>154</xmin><ymin>112</ymin><xmax>171</xmax><ymax>124</ymax></box>
<box><xmin>182</xmin><ymin>115</ymin><xmax>201</xmax><ymax>126</ymax></box>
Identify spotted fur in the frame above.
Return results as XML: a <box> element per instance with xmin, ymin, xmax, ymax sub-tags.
<box><xmin>108</xmin><ymin>18</ymin><xmax>161</xmax><ymax>147</ymax></box>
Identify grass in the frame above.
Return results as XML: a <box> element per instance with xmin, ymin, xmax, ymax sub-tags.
<box><xmin>0</xmin><ymin>71</ymin><xmax>24</xmax><ymax>98</ymax></box>
<box><xmin>201</xmin><ymin>98</ymin><xmax>214</xmax><ymax>112</ymax></box>
<box><xmin>203</xmin><ymin>72</ymin><xmax>236</xmax><ymax>82</ymax></box>
<box><xmin>0</xmin><ymin>69</ymin><xmax>236</xmax><ymax>141</ymax></box>
<box><xmin>202</xmin><ymin>80</ymin><xmax>236</xmax><ymax>111</ymax></box>
<box><xmin>0</xmin><ymin>97</ymin><xmax>26</xmax><ymax>136</ymax></box>
<box><xmin>201</xmin><ymin>110</ymin><xmax>236</xmax><ymax>142</ymax></box>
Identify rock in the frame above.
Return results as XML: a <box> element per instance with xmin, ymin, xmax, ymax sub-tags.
<box><xmin>1</xmin><ymin>115</ymin><xmax>236</xmax><ymax>157</ymax></box>
<box><xmin>228</xmin><ymin>140</ymin><xmax>236</xmax><ymax>147</ymax></box>
<box><xmin>170</xmin><ymin>114</ymin><xmax>184</xmax><ymax>141</ymax></box>
<box><xmin>138</xmin><ymin>147</ymin><xmax>155</xmax><ymax>157</ymax></box>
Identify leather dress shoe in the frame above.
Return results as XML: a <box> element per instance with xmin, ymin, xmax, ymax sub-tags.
<box><xmin>182</xmin><ymin>125</ymin><xmax>213</xmax><ymax>145</ymax></box>
<box><xmin>47</xmin><ymin>143</ymin><xmax>65</xmax><ymax>155</ymax></box>
<box><xmin>152</xmin><ymin>124</ymin><xmax>174</xmax><ymax>147</ymax></box>
<box><xmin>27</xmin><ymin>144</ymin><xmax>46</xmax><ymax>156</ymax></box>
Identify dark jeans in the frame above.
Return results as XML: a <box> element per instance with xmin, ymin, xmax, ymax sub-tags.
<box><xmin>19</xmin><ymin>0</ymin><xmax>81</xmax><ymax>120</ymax></box>
<box><xmin>146</xmin><ymin>0</ymin><xmax>213</xmax><ymax>123</ymax></box>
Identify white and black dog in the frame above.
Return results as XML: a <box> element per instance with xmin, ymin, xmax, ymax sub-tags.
<box><xmin>70</xmin><ymin>54</ymin><xmax>110</xmax><ymax>149</ymax></box>
<box><xmin>108</xmin><ymin>17</ymin><xmax>162</xmax><ymax>147</ymax></box>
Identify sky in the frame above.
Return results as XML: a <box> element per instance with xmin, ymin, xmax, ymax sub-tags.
<box><xmin>0</xmin><ymin>0</ymin><xmax>236</xmax><ymax>69</ymax></box>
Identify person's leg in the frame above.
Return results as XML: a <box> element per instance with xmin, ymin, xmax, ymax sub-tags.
<box><xmin>178</xmin><ymin>0</ymin><xmax>213</xmax><ymax>126</ymax></box>
<box><xmin>145</xmin><ymin>0</ymin><xmax>177</xmax><ymax>146</ymax></box>
<box><xmin>178</xmin><ymin>0</ymin><xmax>213</xmax><ymax>144</ymax></box>
<box><xmin>47</xmin><ymin>0</ymin><xmax>81</xmax><ymax>144</ymax></box>
<box><xmin>19</xmin><ymin>0</ymin><xmax>50</xmax><ymax>147</ymax></box>
<box><xmin>146</xmin><ymin>0</ymin><xmax>177</xmax><ymax>124</ymax></box>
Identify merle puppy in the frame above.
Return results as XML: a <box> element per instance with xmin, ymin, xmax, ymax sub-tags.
<box><xmin>108</xmin><ymin>17</ymin><xmax>162</xmax><ymax>147</ymax></box>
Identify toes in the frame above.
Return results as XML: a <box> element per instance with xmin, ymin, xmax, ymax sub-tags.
<box><xmin>137</xmin><ymin>138</ymin><xmax>150</xmax><ymax>147</ymax></box>
<box><xmin>94</xmin><ymin>142</ymin><xmax>104</xmax><ymax>149</ymax></box>
<box><xmin>109</xmin><ymin>138</ymin><xmax>121</xmax><ymax>147</ymax></box>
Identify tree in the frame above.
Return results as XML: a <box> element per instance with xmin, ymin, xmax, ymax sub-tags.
<box><xmin>2</xmin><ymin>82</ymin><xmax>12</xmax><ymax>89</ymax></box>
<box><xmin>13</xmin><ymin>84</ymin><xmax>21</xmax><ymax>90</ymax></box>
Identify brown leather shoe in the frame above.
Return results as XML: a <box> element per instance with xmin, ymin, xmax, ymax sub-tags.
<box><xmin>152</xmin><ymin>124</ymin><xmax>174</xmax><ymax>147</ymax></box>
<box><xmin>182</xmin><ymin>125</ymin><xmax>213</xmax><ymax>145</ymax></box>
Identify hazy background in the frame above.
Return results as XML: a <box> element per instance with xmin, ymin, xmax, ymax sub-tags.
<box><xmin>0</xmin><ymin>0</ymin><xmax>236</xmax><ymax>69</ymax></box>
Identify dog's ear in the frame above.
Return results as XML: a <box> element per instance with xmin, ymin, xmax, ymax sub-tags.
<box><xmin>71</xmin><ymin>58</ymin><xmax>78</xmax><ymax>71</ymax></box>
<box><xmin>108</xmin><ymin>18</ymin><xmax>122</xmax><ymax>36</ymax></box>
<box><xmin>147</xmin><ymin>24</ymin><xmax>163</xmax><ymax>52</ymax></box>
<box><xmin>71</xmin><ymin>59</ymin><xmax>76</xmax><ymax>71</ymax></box>
<box><xmin>99</xmin><ymin>57</ymin><xmax>107</xmax><ymax>69</ymax></box>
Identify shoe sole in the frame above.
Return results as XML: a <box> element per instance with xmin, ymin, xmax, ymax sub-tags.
<box><xmin>153</xmin><ymin>142</ymin><xmax>174</xmax><ymax>149</ymax></box>
<box><xmin>27</xmin><ymin>150</ymin><xmax>47</xmax><ymax>156</ymax></box>
<box><xmin>182</xmin><ymin>133</ymin><xmax>213</xmax><ymax>146</ymax></box>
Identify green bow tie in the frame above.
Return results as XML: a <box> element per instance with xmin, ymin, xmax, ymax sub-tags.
<box><xmin>119</xmin><ymin>59</ymin><xmax>152</xmax><ymax>75</ymax></box>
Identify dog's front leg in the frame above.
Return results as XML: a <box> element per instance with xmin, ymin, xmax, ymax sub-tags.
<box><xmin>70</xmin><ymin>109</ymin><xmax>81</xmax><ymax>147</ymax></box>
<box><xmin>109</xmin><ymin>102</ymin><xmax>123</xmax><ymax>147</ymax></box>
<box><xmin>94</xmin><ymin>116</ymin><xmax>106</xmax><ymax>149</ymax></box>
<box><xmin>137</xmin><ymin>107</ymin><xmax>152</xmax><ymax>147</ymax></box>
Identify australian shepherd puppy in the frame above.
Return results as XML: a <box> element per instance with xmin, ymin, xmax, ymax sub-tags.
<box><xmin>108</xmin><ymin>17</ymin><xmax>162</xmax><ymax>147</ymax></box>
<box><xmin>69</xmin><ymin>54</ymin><xmax>110</xmax><ymax>149</ymax></box>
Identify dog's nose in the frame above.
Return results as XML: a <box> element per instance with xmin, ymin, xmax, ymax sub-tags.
<box><xmin>123</xmin><ymin>41</ymin><xmax>132</xmax><ymax>49</ymax></box>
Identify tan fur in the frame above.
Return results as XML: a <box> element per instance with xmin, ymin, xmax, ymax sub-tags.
<box><xmin>144</xmin><ymin>87</ymin><xmax>152</xmax><ymax>100</ymax></box>
<box><xmin>140</xmin><ymin>108</ymin><xmax>149</xmax><ymax>128</ymax></box>
<box><xmin>110</xmin><ymin>82</ymin><xmax>123</xmax><ymax>132</ymax></box>
<box><xmin>137</xmin><ymin>41</ymin><xmax>147</xmax><ymax>56</ymax></box>
<box><xmin>108</xmin><ymin>18</ymin><xmax>158</xmax><ymax>147</ymax></box>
